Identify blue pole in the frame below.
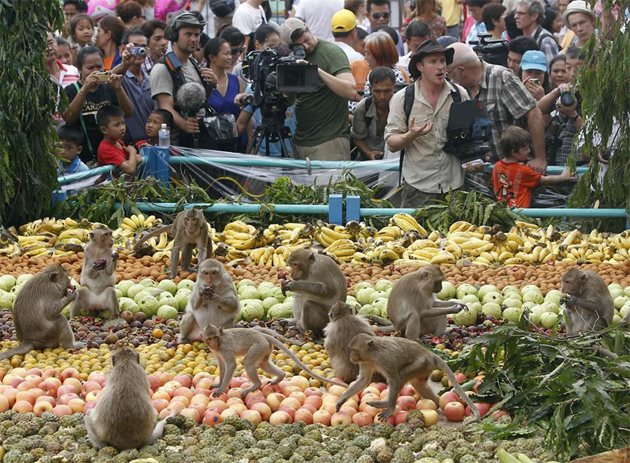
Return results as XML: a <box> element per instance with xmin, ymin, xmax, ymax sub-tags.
<box><xmin>132</xmin><ymin>202</ymin><xmax>330</xmax><ymax>215</ymax></box>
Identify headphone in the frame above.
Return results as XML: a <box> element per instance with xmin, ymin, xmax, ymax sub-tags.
<box><xmin>164</xmin><ymin>11</ymin><xmax>207</xmax><ymax>42</ymax></box>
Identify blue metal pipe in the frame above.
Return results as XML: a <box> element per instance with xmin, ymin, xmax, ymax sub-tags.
<box><xmin>360</xmin><ymin>207</ymin><xmax>627</xmax><ymax>218</ymax></box>
<box><xmin>133</xmin><ymin>202</ymin><xmax>330</xmax><ymax>215</ymax></box>
<box><xmin>58</xmin><ymin>165</ymin><xmax>113</xmax><ymax>185</ymax></box>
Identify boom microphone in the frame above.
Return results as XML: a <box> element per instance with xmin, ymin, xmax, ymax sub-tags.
<box><xmin>176</xmin><ymin>82</ymin><xmax>207</xmax><ymax>117</ymax></box>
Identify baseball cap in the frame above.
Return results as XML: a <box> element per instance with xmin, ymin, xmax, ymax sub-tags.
<box><xmin>280</xmin><ymin>18</ymin><xmax>308</xmax><ymax>45</ymax></box>
<box><xmin>332</xmin><ymin>9</ymin><xmax>358</xmax><ymax>33</ymax></box>
<box><xmin>562</xmin><ymin>0</ymin><xmax>595</xmax><ymax>25</ymax></box>
<box><xmin>521</xmin><ymin>50</ymin><xmax>547</xmax><ymax>72</ymax></box>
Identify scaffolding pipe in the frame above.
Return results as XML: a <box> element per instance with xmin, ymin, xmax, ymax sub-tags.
<box><xmin>359</xmin><ymin>207</ymin><xmax>627</xmax><ymax>218</ymax></box>
<box><xmin>133</xmin><ymin>202</ymin><xmax>330</xmax><ymax>215</ymax></box>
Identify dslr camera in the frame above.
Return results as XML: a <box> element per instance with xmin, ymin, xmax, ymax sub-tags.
<box><xmin>469</xmin><ymin>33</ymin><xmax>509</xmax><ymax>67</ymax></box>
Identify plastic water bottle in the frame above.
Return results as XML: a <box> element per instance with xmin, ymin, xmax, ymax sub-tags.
<box><xmin>158</xmin><ymin>123</ymin><xmax>170</xmax><ymax>148</ymax></box>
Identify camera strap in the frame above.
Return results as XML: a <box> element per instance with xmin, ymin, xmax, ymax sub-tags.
<box><xmin>162</xmin><ymin>52</ymin><xmax>209</xmax><ymax>111</ymax></box>
<box><xmin>398</xmin><ymin>84</ymin><xmax>415</xmax><ymax>186</ymax></box>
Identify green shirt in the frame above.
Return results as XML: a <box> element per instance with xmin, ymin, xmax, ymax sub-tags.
<box><xmin>295</xmin><ymin>39</ymin><xmax>351</xmax><ymax>147</ymax></box>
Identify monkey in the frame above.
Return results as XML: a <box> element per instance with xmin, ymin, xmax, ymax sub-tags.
<box><xmin>560</xmin><ymin>268</ymin><xmax>614</xmax><ymax>335</ymax></box>
<box><xmin>134</xmin><ymin>209</ymin><xmax>211</xmax><ymax>278</ymax></box>
<box><xmin>85</xmin><ymin>346</ymin><xmax>173</xmax><ymax>450</ymax></box>
<box><xmin>202</xmin><ymin>324</ymin><xmax>346</xmax><ymax>398</ymax></box>
<box><xmin>282</xmin><ymin>248</ymin><xmax>347</xmax><ymax>339</ymax></box>
<box><xmin>71</xmin><ymin>225</ymin><xmax>119</xmax><ymax>319</ymax></box>
<box><xmin>178</xmin><ymin>259</ymin><xmax>240</xmax><ymax>343</ymax></box>
<box><xmin>385</xmin><ymin>265</ymin><xmax>467</xmax><ymax>340</ymax></box>
<box><xmin>0</xmin><ymin>264</ymin><xmax>84</xmax><ymax>361</ymax></box>
<box><xmin>336</xmin><ymin>333</ymin><xmax>480</xmax><ymax>422</ymax></box>
<box><xmin>323</xmin><ymin>301</ymin><xmax>376</xmax><ymax>383</ymax></box>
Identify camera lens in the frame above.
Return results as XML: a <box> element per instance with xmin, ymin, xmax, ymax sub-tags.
<box><xmin>560</xmin><ymin>91</ymin><xmax>575</xmax><ymax>106</ymax></box>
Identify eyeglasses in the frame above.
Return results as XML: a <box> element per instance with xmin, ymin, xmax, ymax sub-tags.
<box><xmin>371</xmin><ymin>12</ymin><xmax>390</xmax><ymax>20</ymax></box>
<box><xmin>230</xmin><ymin>47</ymin><xmax>244</xmax><ymax>55</ymax></box>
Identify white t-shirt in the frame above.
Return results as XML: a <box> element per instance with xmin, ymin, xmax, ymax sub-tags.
<box><xmin>232</xmin><ymin>2</ymin><xmax>267</xmax><ymax>34</ymax></box>
<box><xmin>334</xmin><ymin>41</ymin><xmax>363</xmax><ymax>62</ymax></box>
<box><xmin>295</xmin><ymin>0</ymin><xmax>344</xmax><ymax>41</ymax></box>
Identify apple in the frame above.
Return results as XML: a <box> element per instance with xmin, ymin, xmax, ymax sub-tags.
<box><xmin>269</xmin><ymin>410</ymin><xmax>292</xmax><ymax>425</ymax></box>
<box><xmin>544</xmin><ymin>289</ymin><xmax>563</xmax><ymax>305</ymax></box>
<box><xmin>330</xmin><ymin>411</ymin><xmax>353</xmax><ymax>427</ymax></box>
<box><xmin>416</xmin><ymin>399</ymin><xmax>437</xmax><ymax>410</ymax></box>
<box><xmin>482</xmin><ymin>302</ymin><xmax>502</xmax><ymax>319</ymax></box>
<box><xmin>614</xmin><ymin>295</ymin><xmax>629</xmax><ymax>310</ymax></box>
<box><xmin>436</xmin><ymin>281</ymin><xmax>457</xmax><ymax>300</ymax></box>
<box><xmin>540</xmin><ymin>312</ymin><xmax>559</xmax><ymax>329</ymax></box>
<box><xmin>439</xmin><ymin>391</ymin><xmax>460</xmax><ymax>409</ymax></box>
<box><xmin>396</xmin><ymin>396</ymin><xmax>417</xmax><ymax>411</ymax></box>
<box><xmin>312</xmin><ymin>410</ymin><xmax>331</xmax><ymax>425</ymax></box>
<box><xmin>443</xmin><ymin>401</ymin><xmax>466</xmax><ymax>422</ymax></box>
<box><xmin>502</xmin><ymin>297</ymin><xmax>522</xmax><ymax>309</ymax></box>
<box><xmin>477</xmin><ymin>285</ymin><xmax>499</xmax><ymax>300</ymax></box>
<box><xmin>33</xmin><ymin>400</ymin><xmax>54</xmax><ymax>416</ymax></box>
<box><xmin>456</xmin><ymin>284</ymin><xmax>478</xmax><ymax>299</ymax></box>
<box><xmin>419</xmin><ymin>409</ymin><xmax>439</xmax><ymax>427</ymax></box>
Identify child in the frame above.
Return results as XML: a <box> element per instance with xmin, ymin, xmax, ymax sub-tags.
<box><xmin>58</xmin><ymin>125</ymin><xmax>89</xmax><ymax>175</ymax></box>
<box><xmin>493</xmin><ymin>126</ymin><xmax>573</xmax><ymax>208</ymax></box>
<box><xmin>135</xmin><ymin>109</ymin><xmax>174</xmax><ymax>150</ymax></box>
<box><xmin>96</xmin><ymin>106</ymin><xmax>142</xmax><ymax>175</ymax></box>
<box><xmin>56</xmin><ymin>37</ymin><xmax>73</xmax><ymax>65</ymax></box>
<box><xmin>69</xmin><ymin>13</ymin><xmax>94</xmax><ymax>48</ymax></box>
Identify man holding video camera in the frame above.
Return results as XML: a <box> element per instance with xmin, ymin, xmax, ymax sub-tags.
<box><xmin>447</xmin><ymin>42</ymin><xmax>547</xmax><ymax>174</ymax></box>
<box><xmin>279</xmin><ymin>18</ymin><xmax>361</xmax><ymax>161</ymax></box>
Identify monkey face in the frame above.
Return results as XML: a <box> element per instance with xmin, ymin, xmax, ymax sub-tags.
<box><xmin>560</xmin><ymin>268</ymin><xmax>584</xmax><ymax>295</ymax></box>
<box><xmin>199</xmin><ymin>261</ymin><xmax>221</xmax><ymax>286</ymax></box>
<box><xmin>48</xmin><ymin>265</ymin><xmax>73</xmax><ymax>296</ymax></box>
<box><xmin>204</xmin><ymin>336</ymin><xmax>221</xmax><ymax>350</ymax></box>
<box><xmin>287</xmin><ymin>249</ymin><xmax>315</xmax><ymax>280</ymax></box>
<box><xmin>92</xmin><ymin>228</ymin><xmax>114</xmax><ymax>248</ymax></box>
<box><xmin>184</xmin><ymin>216</ymin><xmax>201</xmax><ymax>234</ymax></box>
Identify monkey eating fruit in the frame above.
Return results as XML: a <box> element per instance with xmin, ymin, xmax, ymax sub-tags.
<box><xmin>202</xmin><ymin>324</ymin><xmax>346</xmax><ymax>398</ymax></box>
<box><xmin>560</xmin><ymin>268</ymin><xmax>614</xmax><ymax>334</ymax></box>
<box><xmin>84</xmin><ymin>346</ymin><xmax>172</xmax><ymax>450</ymax></box>
<box><xmin>336</xmin><ymin>333</ymin><xmax>480</xmax><ymax>422</ymax></box>
<box><xmin>0</xmin><ymin>264</ymin><xmax>84</xmax><ymax>361</ymax></box>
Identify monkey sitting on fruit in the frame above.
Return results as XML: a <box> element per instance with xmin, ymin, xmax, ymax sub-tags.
<box><xmin>560</xmin><ymin>268</ymin><xmax>614</xmax><ymax>334</ymax></box>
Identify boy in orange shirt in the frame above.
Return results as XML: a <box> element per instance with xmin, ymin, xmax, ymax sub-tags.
<box><xmin>493</xmin><ymin>126</ymin><xmax>572</xmax><ymax>208</ymax></box>
<box><xmin>96</xmin><ymin>105</ymin><xmax>142</xmax><ymax>175</ymax></box>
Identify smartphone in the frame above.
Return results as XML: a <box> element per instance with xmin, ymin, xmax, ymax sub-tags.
<box><xmin>530</xmin><ymin>78</ymin><xmax>540</xmax><ymax>85</ymax></box>
<box><xmin>94</xmin><ymin>72</ymin><xmax>110</xmax><ymax>83</ymax></box>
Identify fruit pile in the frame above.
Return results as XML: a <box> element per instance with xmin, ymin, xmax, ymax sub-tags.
<box><xmin>2</xmin><ymin>215</ymin><xmax>629</xmax><ymax>267</ymax></box>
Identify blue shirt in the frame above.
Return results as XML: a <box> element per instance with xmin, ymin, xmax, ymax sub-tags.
<box><xmin>59</xmin><ymin>156</ymin><xmax>90</xmax><ymax>175</ymax></box>
<box><xmin>208</xmin><ymin>73</ymin><xmax>241</xmax><ymax>119</ymax></box>
<box><xmin>243</xmin><ymin>84</ymin><xmax>297</xmax><ymax>157</ymax></box>
<box><xmin>122</xmin><ymin>69</ymin><xmax>155</xmax><ymax>143</ymax></box>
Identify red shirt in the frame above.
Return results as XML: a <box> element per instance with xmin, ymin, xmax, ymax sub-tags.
<box><xmin>97</xmin><ymin>139</ymin><xmax>127</xmax><ymax>167</ymax></box>
<box><xmin>492</xmin><ymin>160</ymin><xmax>542</xmax><ymax>208</ymax></box>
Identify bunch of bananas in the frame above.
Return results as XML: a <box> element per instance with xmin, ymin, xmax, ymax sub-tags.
<box><xmin>496</xmin><ymin>448</ymin><xmax>558</xmax><ymax>463</ymax></box>
<box><xmin>222</xmin><ymin>221</ymin><xmax>267</xmax><ymax>251</ymax></box>
<box><xmin>389</xmin><ymin>213</ymin><xmax>428</xmax><ymax>237</ymax></box>
<box><xmin>313</xmin><ymin>224</ymin><xmax>353</xmax><ymax>247</ymax></box>
<box><xmin>120</xmin><ymin>214</ymin><xmax>160</xmax><ymax>234</ymax></box>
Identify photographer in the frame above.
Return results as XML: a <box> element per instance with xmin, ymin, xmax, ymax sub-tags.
<box><xmin>385</xmin><ymin>40</ymin><xmax>468</xmax><ymax>208</ymax></box>
<box><xmin>279</xmin><ymin>18</ymin><xmax>361</xmax><ymax>161</ymax></box>
<box><xmin>149</xmin><ymin>12</ymin><xmax>218</xmax><ymax>147</ymax></box>
<box><xmin>447</xmin><ymin>42</ymin><xmax>548</xmax><ymax>174</ymax></box>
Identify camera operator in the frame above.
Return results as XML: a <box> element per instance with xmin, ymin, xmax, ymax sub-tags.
<box><xmin>447</xmin><ymin>42</ymin><xmax>548</xmax><ymax>174</ymax></box>
<box><xmin>279</xmin><ymin>18</ymin><xmax>361</xmax><ymax>161</ymax></box>
<box><xmin>385</xmin><ymin>40</ymin><xmax>468</xmax><ymax>208</ymax></box>
<box><xmin>149</xmin><ymin>11</ymin><xmax>218</xmax><ymax>147</ymax></box>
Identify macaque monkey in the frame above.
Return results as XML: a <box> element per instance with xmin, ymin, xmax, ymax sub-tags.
<box><xmin>202</xmin><ymin>324</ymin><xmax>346</xmax><ymax>398</ymax></box>
<box><xmin>561</xmin><ymin>268</ymin><xmax>614</xmax><ymax>334</ymax></box>
<box><xmin>282</xmin><ymin>249</ymin><xmax>347</xmax><ymax>338</ymax></box>
<box><xmin>0</xmin><ymin>265</ymin><xmax>84</xmax><ymax>361</ymax></box>
<box><xmin>85</xmin><ymin>346</ymin><xmax>172</xmax><ymax>450</ymax></box>
<box><xmin>324</xmin><ymin>301</ymin><xmax>375</xmax><ymax>382</ymax></box>
<box><xmin>336</xmin><ymin>333</ymin><xmax>480</xmax><ymax>421</ymax></box>
<box><xmin>72</xmin><ymin>225</ymin><xmax>119</xmax><ymax>319</ymax></box>
<box><xmin>134</xmin><ymin>208</ymin><xmax>211</xmax><ymax>278</ymax></box>
<box><xmin>178</xmin><ymin>259</ymin><xmax>240</xmax><ymax>343</ymax></box>
<box><xmin>386</xmin><ymin>265</ymin><xmax>467</xmax><ymax>339</ymax></box>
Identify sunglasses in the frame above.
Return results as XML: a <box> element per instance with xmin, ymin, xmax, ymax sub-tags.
<box><xmin>371</xmin><ymin>12</ymin><xmax>391</xmax><ymax>20</ymax></box>
<box><xmin>230</xmin><ymin>47</ymin><xmax>244</xmax><ymax>55</ymax></box>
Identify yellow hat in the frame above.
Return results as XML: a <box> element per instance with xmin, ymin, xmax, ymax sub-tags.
<box><xmin>331</xmin><ymin>9</ymin><xmax>358</xmax><ymax>33</ymax></box>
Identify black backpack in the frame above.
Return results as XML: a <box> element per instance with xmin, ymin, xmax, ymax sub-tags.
<box><xmin>208</xmin><ymin>0</ymin><xmax>236</xmax><ymax>17</ymax></box>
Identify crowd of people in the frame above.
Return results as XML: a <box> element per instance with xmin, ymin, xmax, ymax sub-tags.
<box><xmin>48</xmin><ymin>0</ymin><xmax>626</xmax><ymax>208</ymax></box>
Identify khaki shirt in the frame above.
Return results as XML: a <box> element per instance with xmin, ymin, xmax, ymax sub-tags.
<box><xmin>385</xmin><ymin>80</ymin><xmax>468</xmax><ymax>194</ymax></box>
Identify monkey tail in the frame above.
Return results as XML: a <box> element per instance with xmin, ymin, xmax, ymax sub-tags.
<box><xmin>133</xmin><ymin>225</ymin><xmax>172</xmax><ymax>250</ymax></box>
<box><xmin>0</xmin><ymin>343</ymin><xmax>35</xmax><ymax>361</ymax></box>
<box><xmin>266</xmin><ymin>335</ymin><xmax>347</xmax><ymax>388</ymax></box>
<box><xmin>433</xmin><ymin>356</ymin><xmax>480</xmax><ymax>420</ymax></box>
<box><xmin>251</xmin><ymin>326</ymin><xmax>304</xmax><ymax>346</ymax></box>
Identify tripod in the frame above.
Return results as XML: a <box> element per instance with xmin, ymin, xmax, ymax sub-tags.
<box><xmin>246</xmin><ymin>115</ymin><xmax>297</xmax><ymax>158</ymax></box>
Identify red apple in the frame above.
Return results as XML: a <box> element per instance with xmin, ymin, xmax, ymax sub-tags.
<box><xmin>394</xmin><ymin>410</ymin><xmax>409</xmax><ymax>425</ymax></box>
<box><xmin>2</xmin><ymin>388</ymin><xmax>18</xmax><ymax>407</ymax></box>
<box><xmin>278</xmin><ymin>405</ymin><xmax>296</xmax><ymax>419</ymax></box>
<box><xmin>312</xmin><ymin>410</ymin><xmax>332</xmax><ymax>425</ymax></box>
<box><xmin>196</xmin><ymin>377</ymin><xmax>215</xmax><ymax>390</ymax></box>
<box><xmin>168</xmin><ymin>401</ymin><xmax>187</xmax><ymax>413</ymax></box>
<box><xmin>328</xmin><ymin>385</ymin><xmax>347</xmax><ymax>397</ymax></box>
<box><xmin>58</xmin><ymin>393</ymin><xmax>80</xmax><ymax>405</ymax></box>
<box><xmin>147</xmin><ymin>375</ymin><xmax>161</xmax><ymax>392</ymax></box>
<box><xmin>82</xmin><ymin>381</ymin><xmax>101</xmax><ymax>395</ymax></box>
<box><xmin>41</xmin><ymin>368</ymin><xmax>60</xmax><ymax>380</ymax></box>
<box><xmin>39</xmin><ymin>378</ymin><xmax>62</xmax><ymax>396</ymax></box>
<box><xmin>202</xmin><ymin>409</ymin><xmax>223</xmax><ymax>426</ymax></box>
<box><xmin>207</xmin><ymin>400</ymin><xmax>228</xmax><ymax>413</ymax></box>
<box><xmin>396</xmin><ymin>396</ymin><xmax>417</xmax><ymax>411</ymax></box>
<box><xmin>293</xmin><ymin>408</ymin><xmax>313</xmax><ymax>424</ymax></box>
<box><xmin>84</xmin><ymin>401</ymin><xmax>97</xmax><ymax>412</ymax></box>
<box><xmin>304</xmin><ymin>387</ymin><xmax>323</xmax><ymax>398</ymax></box>
<box><xmin>57</xmin><ymin>384</ymin><xmax>79</xmax><ymax>397</ymax></box>
<box><xmin>220</xmin><ymin>408</ymin><xmax>240</xmax><ymax>420</ymax></box>
<box><xmin>36</xmin><ymin>396</ymin><xmax>56</xmax><ymax>406</ymax></box>
<box><xmin>26</xmin><ymin>368</ymin><xmax>42</xmax><ymax>377</ymax></box>
<box><xmin>60</xmin><ymin>367</ymin><xmax>80</xmax><ymax>382</ymax></box>
<box><xmin>269</xmin><ymin>410</ymin><xmax>292</xmax><ymax>424</ymax></box>
<box><xmin>443</xmin><ymin>402</ymin><xmax>466</xmax><ymax>422</ymax></box>
<box><xmin>174</xmin><ymin>374</ymin><xmax>192</xmax><ymax>388</ymax></box>
<box><xmin>465</xmin><ymin>402</ymin><xmax>492</xmax><ymax>417</ymax></box>
<box><xmin>230</xmin><ymin>376</ymin><xmax>249</xmax><ymax>388</ymax></box>
<box><xmin>417</xmin><ymin>398</ymin><xmax>438</xmax><ymax>410</ymax></box>
<box><xmin>330</xmin><ymin>412</ymin><xmax>352</xmax><ymax>427</ymax></box>
<box><xmin>491</xmin><ymin>409</ymin><xmax>509</xmax><ymax>420</ymax></box>
<box><xmin>172</xmin><ymin>387</ymin><xmax>193</xmax><ymax>402</ymax></box>
<box><xmin>250</xmin><ymin>402</ymin><xmax>272</xmax><ymax>421</ymax></box>
<box><xmin>266</xmin><ymin>392</ymin><xmax>285</xmax><ymax>411</ymax></box>
<box><xmin>180</xmin><ymin>407</ymin><xmax>202</xmax><ymax>423</ymax></box>
<box><xmin>240</xmin><ymin>409</ymin><xmax>262</xmax><ymax>425</ymax></box>
<box><xmin>439</xmin><ymin>390</ymin><xmax>461</xmax><ymax>410</ymax></box>
<box><xmin>33</xmin><ymin>400</ymin><xmax>54</xmax><ymax>416</ymax></box>
<box><xmin>67</xmin><ymin>398</ymin><xmax>85</xmax><ymax>413</ymax></box>
<box><xmin>399</xmin><ymin>384</ymin><xmax>415</xmax><ymax>397</ymax></box>
<box><xmin>304</xmin><ymin>395</ymin><xmax>322</xmax><ymax>410</ymax></box>
<box><xmin>351</xmin><ymin>411</ymin><xmax>372</xmax><ymax>426</ymax></box>
<box><xmin>192</xmin><ymin>372</ymin><xmax>213</xmax><ymax>387</ymax></box>
<box><xmin>280</xmin><ymin>397</ymin><xmax>301</xmax><ymax>411</ymax></box>
<box><xmin>152</xmin><ymin>398</ymin><xmax>170</xmax><ymax>413</ymax></box>
<box><xmin>52</xmin><ymin>404</ymin><xmax>73</xmax><ymax>417</ymax></box>
<box><xmin>13</xmin><ymin>400</ymin><xmax>33</xmax><ymax>413</ymax></box>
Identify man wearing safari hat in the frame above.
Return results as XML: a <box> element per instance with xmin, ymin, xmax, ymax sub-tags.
<box><xmin>279</xmin><ymin>18</ymin><xmax>360</xmax><ymax>161</ymax></box>
<box><xmin>385</xmin><ymin>40</ymin><xmax>468</xmax><ymax>208</ymax></box>
<box><xmin>332</xmin><ymin>9</ymin><xmax>363</xmax><ymax>62</ymax></box>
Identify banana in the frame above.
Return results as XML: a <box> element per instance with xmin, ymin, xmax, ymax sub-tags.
<box><xmin>427</xmin><ymin>230</ymin><xmax>441</xmax><ymax>242</ymax></box>
<box><xmin>378</xmin><ymin>247</ymin><xmax>399</xmax><ymax>264</ymax></box>
<box><xmin>121</xmin><ymin>217</ymin><xmax>137</xmax><ymax>231</ymax></box>
<box><xmin>63</xmin><ymin>217</ymin><xmax>80</xmax><ymax>228</ymax></box>
<box><xmin>474</xmin><ymin>256</ymin><xmax>492</xmax><ymax>265</ymax></box>
<box><xmin>58</xmin><ymin>228</ymin><xmax>90</xmax><ymax>242</ymax></box>
<box><xmin>560</xmin><ymin>229</ymin><xmax>581</xmax><ymax>247</ymax></box>
<box><xmin>224</xmin><ymin>220</ymin><xmax>251</xmax><ymax>234</ymax></box>
<box><xmin>503</xmin><ymin>257</ymin><xmax>523</xmax><ymax>265</ymax></box>
<box><xmin>390</xmin><ymin>213</ymin><xmax>428</xmax><ymax>236</ymax></box>
<box><xmin>448</xmin><ymin>221</ymin><xmax>474</xmax><ymax>233</ymax></box>
<box><xmin>514</xmin><ymin>220</ymin><xmax>538</xmax><ymax>230</ymax></box>
<box><xmin>230</xmin><ymin>236</ymin><xmax>257</xmax><ymax>251</ymax></box>
<box><xmin>430</xmin><ymin>252</ymin><xmax>456</xmax><ymax>265</ymax></box>
<box><xmin>320</xmin><ymin>226</ymin><xmax>353</xmax><ymax>242</ymax></box>
<box><xmin>352</xmin><ymin>252</ymin><xmax>373</xmax><ymax>263</ymax></box>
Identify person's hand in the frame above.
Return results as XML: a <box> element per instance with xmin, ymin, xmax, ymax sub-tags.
<box><xmin>366</xmin><ymin>150</ymin><xmax>384</xmax><ymax>160</ymax></box>
<box><xmin>126</xmin><ymin>145</ymin><xmax>138</xmax><ymax>156</ymax></box>
<box><xmin>183</xmin><ymin>117</ymin><xmax>200</xmax><ymax>134</ymax></box>
<box><xmin>135</xmin><ymin>153</ymin><xmax>143</xmax><ymax>164</ymax></box>
<box><xmin>528</xmin><ymin>157</ymin><xmax>547</xmax><ymax>174</ymax></box>
<box><xmin>462</xmin><ymin>161</ymin><xmax>485</xmax><ymax>172</ymax></box>
<box><xmin>597</xmin><ymin>151</ymin><xmax>609</xmax><ymax>164</ymax></box>
<box><xmin>201</xmin><ymin>68</ymin><xmax>217</xmax><ymax>87</ymax></box>
<box><xmin>408</xmin><ymin>117</ymin><xmax>433</xmax><ymax>139</ymax></box>
<box><xmin>524</xmin><ymin>77</ymin><xmax>544</xmax><ymax>100</ymax></box>
<box><xmin>108</xmin><ymin>72</ymin><xmax>123</xmax><ymax>89</ymax></box>
<box><xmin>121</xmin><ymin>44</ymin><xmax>133</xmax><ymax>66</ymax></box>
<box><xmin>82</xmin><ymin>72</ymin><xmax>100</xmax><ymax>92</ymax></box>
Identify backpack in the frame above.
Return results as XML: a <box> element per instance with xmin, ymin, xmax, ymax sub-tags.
<box><xmin>208</xmin><ymin>0</ymin><xmax>236</xmax><ymax>17</ymax></box>
<box><xmin>161</xmin><ymin>51</ymin><xmax>207</xmax><ymax>112</ymax></box>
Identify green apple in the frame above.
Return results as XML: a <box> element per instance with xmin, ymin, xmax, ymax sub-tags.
<box><xmin>482</xmin><ymin>302</ymin><xmax>502</xmax><ymax>319</ymax></box>
<box><xmin>177</xmin><ymin>279</ymin><xmax>195</xmax><ymax>291</ymax></box>
<box><xmin>502</xmin><ymin>297</ymin><xmax>522</xmax><ymax>309</ymax></box>
<box><xmin>482</xmin><ymin>292</ymin><xmax>503</xmax><ymax>304</ymax></box>
<box><xmin>127</xmin><ymin>283</ymin><xmax>147</xmax><ymax>300</ymax></box>
<box><xmin>456</xmin><ymin>284</ymin><xmax>478</xmax><ymax>299</ymax></box>
<box><xmin>116</xmin><ymin>280</ymin><xmax>134</xmax><ymax>297</ymax></box>
<box><xmin>477</xmin><ymin>284</ymin><xmax>499</xmax><ymax>300</ymax></box>
<box><xmin>157</xmin><ymin>279</ymin><xmax>178</xmax><ymax>295</ymax></box>
<box><xmin>0</xmin><ymin>275</ymin><xmax>16</xmax><ymax>292</ymax></box>
<box><xmin>356</xmin><ymin>287</ymin><xmax>376</xmax><ymax>305</ymax></box>
<box><xmin>544</xmin><ymin>289</ymin><xmax>563</xmax><ymax>306</ymax></box>
<box><xmin>156</xmin><ymin>305</ymin><xmax>178</xmax><ymax>320</ymax></box>
<box><xmin>436</xmin><ymin>281</ymin><xmax>457</xmax><ymax>300</ymax></box>
<box><xmin>540</xmin><ymin>312</ymin><xmax>559</xmax><ymax>329</ymax></box>
<box><xmin>139</xmin><ymin>278</ymin><xmax>157</xmax><ymax>287</ymax></box>
<box><xmin>502</xmin><ymin>307</ymin><xmax>522</xmax><ymax>323</ymax></box>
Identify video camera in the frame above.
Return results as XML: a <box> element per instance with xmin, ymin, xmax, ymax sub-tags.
<box><xmin>469</xmin><ymin>33</ymin><xmax>509</xmax><ymax>67</ymax></box>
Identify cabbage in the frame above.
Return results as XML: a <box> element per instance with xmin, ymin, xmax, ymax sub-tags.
<box><xmin>267</xmin><ymin>303</ymin><xmax>293</xmax><ymax>319</ymax></box>
<box><xmin>241</xmin><ymin>300</ymin><xmax>265</xmax><ymax>321</ymax></box>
